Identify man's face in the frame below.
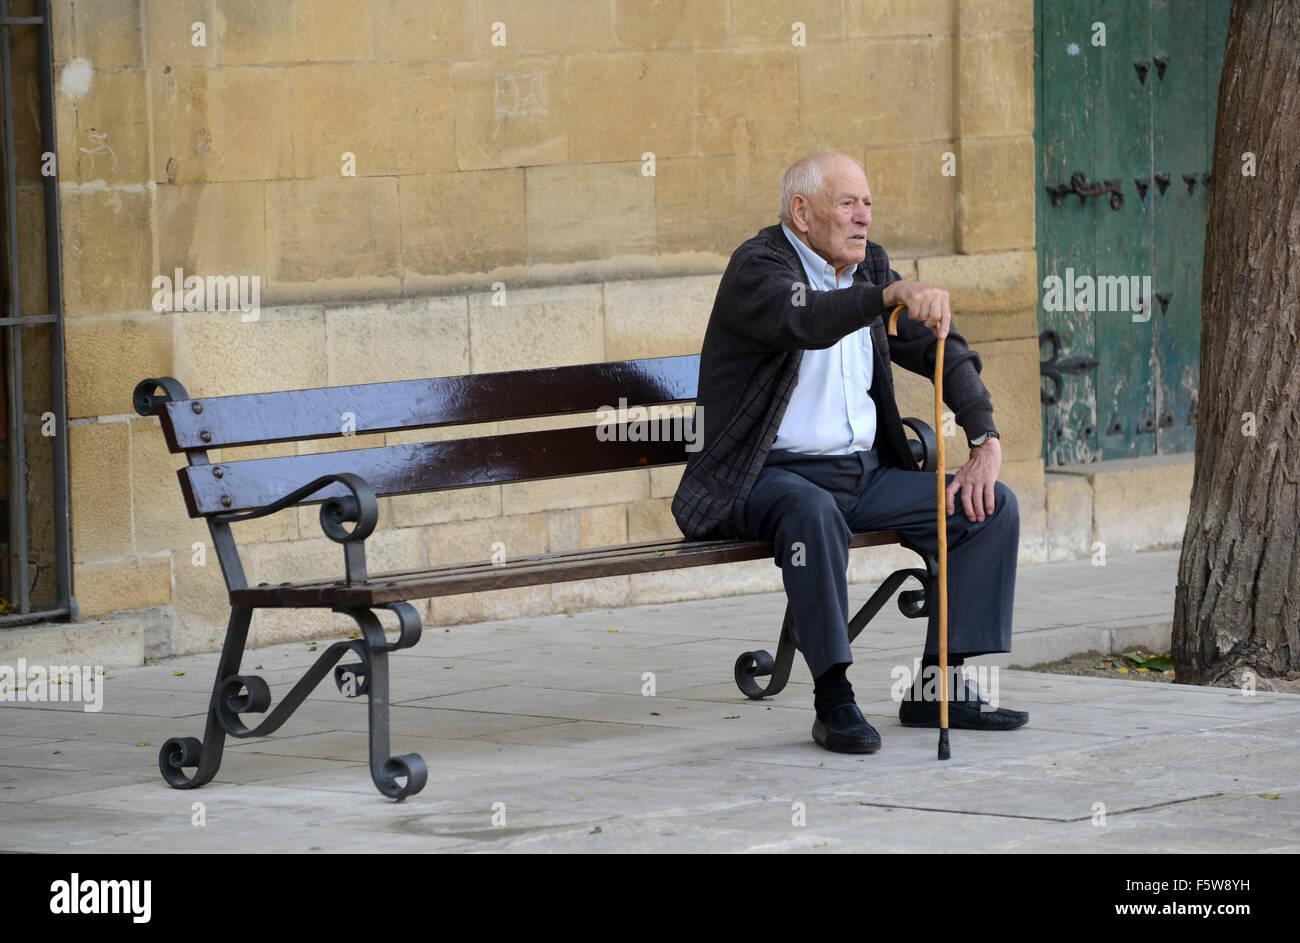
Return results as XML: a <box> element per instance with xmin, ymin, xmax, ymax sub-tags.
<box><xmin>790</xmin><ymin>159</ymin><xmax>873</xmax><ymax>273</ymax></box>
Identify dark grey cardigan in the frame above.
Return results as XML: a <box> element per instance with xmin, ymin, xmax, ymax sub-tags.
<box><xmin>671</xmin><ymin>224</ymin><xmax>998</xmax><ymax>540</ymax></box>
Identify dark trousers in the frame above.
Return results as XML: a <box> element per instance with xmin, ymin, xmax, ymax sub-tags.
<box><xmin>728</xmin><ymin>447</ymin><xmax>1019</xmax><ymax>680</ymax></box>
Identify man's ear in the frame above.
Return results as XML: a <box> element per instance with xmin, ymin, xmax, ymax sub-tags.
<box><xmin>789</xmin><ymin>195</ymin><xmax>809</xmax><ymax>233</ymax></box>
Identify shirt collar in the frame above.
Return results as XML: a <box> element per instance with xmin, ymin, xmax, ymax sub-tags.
<box><xmin>780</xmin><ymin>223</ymin><xmax>858</xmax><ymax>289</ymax></box>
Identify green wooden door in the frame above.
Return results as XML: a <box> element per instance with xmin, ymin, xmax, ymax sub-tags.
<box><xmin>1034</xmin><ymin>0</ymin><xmax>1229</xmax><ymax>466</ymax></box>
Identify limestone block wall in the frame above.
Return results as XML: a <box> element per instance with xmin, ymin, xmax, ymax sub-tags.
<box><xmin>1045</xmin><ymin>455</ymin><xmax>1195</xmax><ymax>562</ymax></box>
<box><xmin>23</xmin><ymin>0</ymin><xmax>1044</xmax><ymax>655</ymax></box>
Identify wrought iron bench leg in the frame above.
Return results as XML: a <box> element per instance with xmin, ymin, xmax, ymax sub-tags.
<box><xmin>847</xmin><ymin>562</ymin><xmax>934</xmax><ymax>644</ymax></box>
<box><xmin>158</xmin><ymin>602</ymin><xmax>428</xmax><ymax>800</ymax></box>
<box><xmin>734</xmin><ymin>604</ymin><xmax>798</xmax><ymax>700</ymax></box>
<box><xmin>732</xmin><ymin>548</ymin><xmax>936</xmax><ymax>700</ymax></box>
<box><xmin>334</xmin><ymin>604</ymin><xmax>428</xmax><ymax>801</ymax></box>
<box><xmin>158</xmin><ymin>604</ymin><xmax>252</xmax><ymax>790</ymax></box>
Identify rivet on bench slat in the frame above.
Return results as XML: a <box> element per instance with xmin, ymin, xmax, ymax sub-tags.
<box><xmin>191</xmin><ymin>402</ymin><xmax>203</xmax><ymax>413</ymax></box>
<box><xmin>220</xmin><ymin>494</ymin><xmax>232</xmax><ymax>507</ymax></box>
<box><xmin>200</xmin><ymin>429</ymin><xmax>212</xmax><ymax>442</ymax></box>
<box><xmin>212</xmin><ymin>467</ymin><xmax>224</xmax><ymax>478</ymax></box>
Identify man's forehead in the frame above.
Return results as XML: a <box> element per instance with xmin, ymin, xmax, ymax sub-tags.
<box><xmin>829</xmin><ymin>180</ymin><xmax>872</xmax><ymax>200</ymax></box>
<box><xmin>822</xmin><ymin>162</ymin><xmax>870</xmax><ymax>198</ymax></box>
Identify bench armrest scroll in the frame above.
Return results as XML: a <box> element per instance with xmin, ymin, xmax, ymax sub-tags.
<box><xmin>133</xmin><ymin>377</ymin><xmax>191</xmax><ymax>417</ymax></box>
<box><xmin>216</xmin><ymin>473</ymin><xmax>378</xmax><ymax>586</ymax></box>
<box><xmin>900</xmin><ymin>417</ymin><xmax>938</xmax><ymax>473</ymax></box>
<box><xmin>212</xmin><ymin>472</ymin><xmax>378</xmax><ymax>537</ymax></box>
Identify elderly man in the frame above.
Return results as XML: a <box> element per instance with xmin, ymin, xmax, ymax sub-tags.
<box><xmin>672</xmin><ymin>152</ymin><xmax>1027</xmax><ymax>754</ymax></box>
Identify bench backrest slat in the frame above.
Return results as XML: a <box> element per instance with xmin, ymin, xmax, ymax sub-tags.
<box><xmin>180</xmin><ymin>423</ymin><xmax>697</xmax><ymax>517</ymax></box>
<box><xmin>158</xmin><ymin>355</ymin><xmax>699</xmax><ymax>452</ymax></box>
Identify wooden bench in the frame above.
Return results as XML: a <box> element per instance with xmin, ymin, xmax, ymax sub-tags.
<box><xmin>133</xmin><ymin>355</ymin><xmax>938</xmax><ymax>799</ymax></box>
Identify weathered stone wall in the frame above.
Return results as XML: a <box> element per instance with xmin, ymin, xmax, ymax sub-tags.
<box><xmin>31</xmin><ymin>0</ymin><xmax>1046</xmax><ymax>656</ymax></box>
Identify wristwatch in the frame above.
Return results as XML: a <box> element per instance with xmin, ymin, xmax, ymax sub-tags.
<box><xmin>968</xmin><ymin>431</ymin><xmax>1001</xmax><ymax>448</ymax></box>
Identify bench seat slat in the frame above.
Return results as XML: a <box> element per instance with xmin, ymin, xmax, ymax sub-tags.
<box><xmin>160</xmin><ymin>355</ymin><xmax>699</xmax><ymax>452</ymax></box>
<box><xmin>230</xmin><ymin>530</ymin><xmax>904</xmax><ymax>607</ymax></box>
<box><xmin>241</xmin><ymin>535</ymin><xmax>747</xmax><ymax>592</ymax></box>
<box><xmin>311</xmin><ymin>536</ymin><xmax>716</xmax><ymax>583</ymax></box>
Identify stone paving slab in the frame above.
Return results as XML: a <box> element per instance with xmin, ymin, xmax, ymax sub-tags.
<box><xmin>1</xmin><ymin>548</ymin><xmax>1298</xmax><ymax>853</ymax></box>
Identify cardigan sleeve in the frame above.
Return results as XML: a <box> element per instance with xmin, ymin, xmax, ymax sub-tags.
<box><xmin>715</xmin><ymin>243</ymin><xmax>888</xmax><ymax>352</ymax></box>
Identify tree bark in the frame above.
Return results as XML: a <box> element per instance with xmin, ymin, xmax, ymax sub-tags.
<box><xmin>1173</xmin><ymin>0</ymin><xmax>1300</xmax><ymax>687</ymax></box>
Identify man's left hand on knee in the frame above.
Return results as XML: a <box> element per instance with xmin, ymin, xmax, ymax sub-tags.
<box><xmin>946</xmin><ymin>437</ymin><xmax>1002</xmax><ymax>522</ymax></box>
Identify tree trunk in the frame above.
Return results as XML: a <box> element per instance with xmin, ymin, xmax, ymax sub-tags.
<box><xmin>1173</xmin><ymin>0</ymin><xmax>1300</xmax><ymax>687</ymax></box>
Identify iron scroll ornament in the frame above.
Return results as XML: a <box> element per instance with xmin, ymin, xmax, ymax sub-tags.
<box><xmin>1045</xmin><ymin>171</ymin><xmax>1125</xmax><ymax>211</ymax></box>
<box><xmin>159</xmin><ymin>601</ymin><xmax>428</xmax><ymax>800</ymax></box>
<box><xmin>734</xmin><ymin>554</ymin><xmax>936</xmax><ymax>700</ymax></box>
<box><xmin>1039</xmin><ymin>329</ymin><xmax>1100</xmax><ymax>406</ymax></box>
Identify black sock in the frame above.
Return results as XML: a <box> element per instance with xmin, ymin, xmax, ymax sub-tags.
<box><xmin>915</xmin><ymin>653</ymin><xmax>965</xmax><ymax>701</ymax></box>
<box><xmin>814</xmin><ymin>662</ymin><xmax>855</xmax><ymax>719</ymax></box>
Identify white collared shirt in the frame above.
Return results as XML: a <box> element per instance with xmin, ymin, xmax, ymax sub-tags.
<box><xmin>772</xmin><ymin>223</ymin><xmax>877</xmax><ymax>455</ymax></box>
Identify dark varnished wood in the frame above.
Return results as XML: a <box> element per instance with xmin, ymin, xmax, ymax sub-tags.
<box><xmin>180</xmin><ymin>422</ymin><xmax>697</xmax><ymax>517</ymax></box>
<box><xmin>231</xmin><ymin>531</ymin><xmax>904</xmax><ymax>607</ymax></box>
<box><xmin>158</xmin><ymin>355</ymin><xmax>699</xmax><ymax>452</ymax></box>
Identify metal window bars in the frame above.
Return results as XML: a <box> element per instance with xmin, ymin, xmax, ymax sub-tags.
<box><xmin>0</xmin><ymin>0</ymin><xmax>73</xmax><ymax>624</ymax></box>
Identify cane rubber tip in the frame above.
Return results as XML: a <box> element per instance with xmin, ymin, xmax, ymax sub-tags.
<box><xmin>938</xmin><ymin>728</ymin><xmax>951</xmax><ymax>761</ymax></box>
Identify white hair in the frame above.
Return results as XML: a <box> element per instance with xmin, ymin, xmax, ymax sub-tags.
<box><xmin>778</xmin><ymin>153</ymin><xmax>864</xmax><ymax>225</ymax></box>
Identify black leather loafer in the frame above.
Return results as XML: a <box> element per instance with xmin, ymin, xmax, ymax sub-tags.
<box><xmin>812</xmin><ymin>703</ymin><xmax>882</xmax><ymax>753</ymax></box>
<box><xmin>898</xmin><ymin>679</ymin><xmax>1028</xmax><ymax>730</ymax></box>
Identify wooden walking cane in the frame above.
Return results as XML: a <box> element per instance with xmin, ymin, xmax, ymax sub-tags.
<box><xmin>888</xmin><ymin>305</ymin><xmax>951</xmax><ymax>760</ymax></box>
